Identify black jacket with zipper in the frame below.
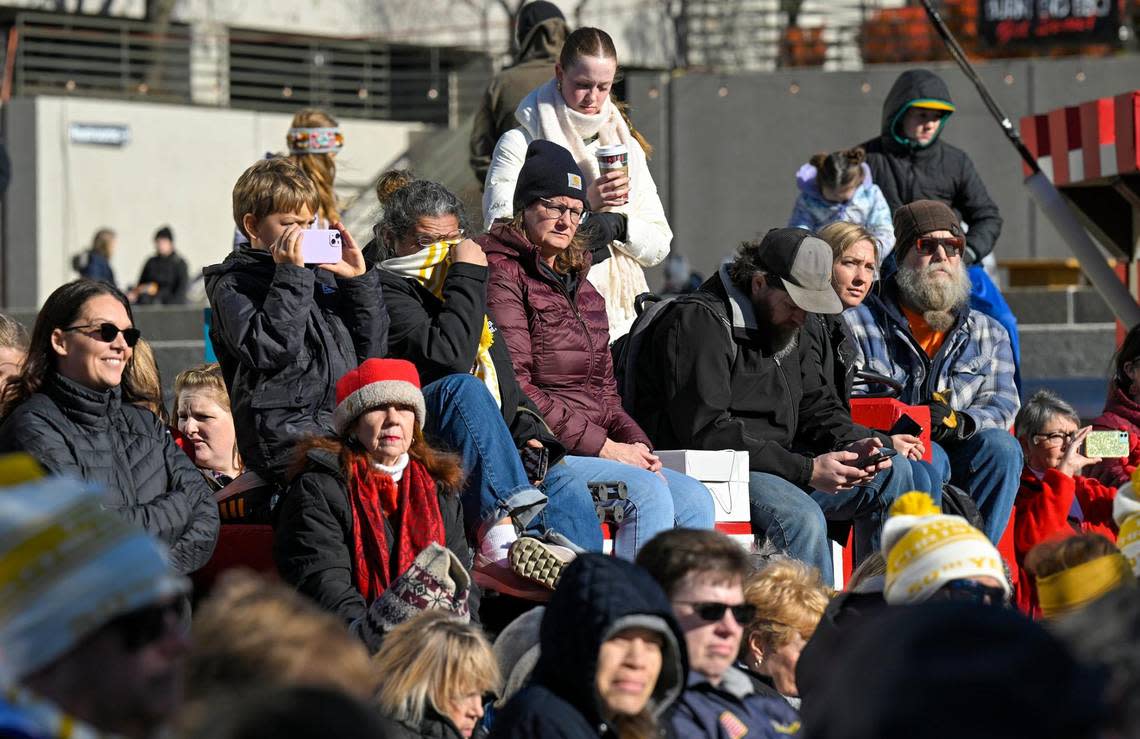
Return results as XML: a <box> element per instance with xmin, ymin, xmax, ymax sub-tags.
<box><xmin>203</xmin><ymin>247</ymin><xmax>389</xmax><ymax>485</ymax></box>
<box><xmin>860</xmin><ymin>69</ymin><xmax>1003</xmax><ymax>263</ymax></box>
<box><xmin>0</xmin><ymin>372</ymin><xmax>219</xmax><ymax>574</ymax></box>
<box><xmin>631</xmin><ymin>268</ymin><xmax>881</xmax><ymax>489</ymax></box>
<box><xmin>375</xmin><ymin>259</ymin><xmax>565</xmax><ymax>462</ymax></box>
<box><xmin>273</xmin><ymin>448</ymin><xmax>477</xmax><ymax>630</ymax></box>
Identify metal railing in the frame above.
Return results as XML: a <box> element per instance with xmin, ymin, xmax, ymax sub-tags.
<box><xmin>1</xmin><ymin>12</ymin><xmax>493</xmax><ymax>126</ymax></box>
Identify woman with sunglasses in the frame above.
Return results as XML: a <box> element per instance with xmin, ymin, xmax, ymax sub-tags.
<box><xmin>0</xmin><ymin>279</ymin><xmax>219</xmax><ymax>574</ymax></box>
<box><xmin>481</xmin><ymin>140</ymin><xmax>714</xmax><ymax>558</ymax></box>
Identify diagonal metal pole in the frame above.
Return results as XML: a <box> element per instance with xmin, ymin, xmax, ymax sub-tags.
<box><xmin>920</xmin><ymin>0</ymin><xmax>1140</xmax><ymax>327</ymax></box>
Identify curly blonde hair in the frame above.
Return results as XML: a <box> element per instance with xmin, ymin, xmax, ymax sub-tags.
<box><xmin>742</xmin><ymin>559</ymin><xmax>833</xmax><ymax>649</ymax></box>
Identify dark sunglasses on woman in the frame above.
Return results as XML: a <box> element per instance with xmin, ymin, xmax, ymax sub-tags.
<box><xmin>108</xmin><ymin>600</ymin><xmax>186</xmax><ymax>651</ymax></box>
<box><xmin>62</xmin><ymin>322</ymin><xmax>142</xmax><ymax>347</ymax></box>
<box><xmin>914</xmin><ymin>236</ymin><xmax>965</xmax><ymax>258</ymax></box>
<box><xmin>930</xmin><ymin>578</ymin><xmax>1007</xmax><ymax>607</ymax></box>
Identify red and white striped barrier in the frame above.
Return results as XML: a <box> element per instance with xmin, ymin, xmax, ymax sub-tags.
<box><xmin>1020</xmin><ymin>90</ymin><xmax>1140</xmax><ymax>185</ymax></box>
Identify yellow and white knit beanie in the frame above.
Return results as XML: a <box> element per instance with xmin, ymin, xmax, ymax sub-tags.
<box><xmin>882</xmin><ymin>492</ymin><xmax>1010</xmax><ymax>605</ymax></box>
<box><xmin>0</xmin><ymin>456</ymin><xmax>188</xmax><ymax>683</ymax></box>
<box><xmin>1113</xmin><ymin>468</ymin><xmax>1140</xmax><ymax>577</ymax></box>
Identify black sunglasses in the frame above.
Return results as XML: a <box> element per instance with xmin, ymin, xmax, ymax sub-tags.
<box><xmin>108</xmin><ymin>600</ymin><xmax>185</xmax><ymax>651</ymax></box>
<box><xmin>675</xmin><ymin>600</ymin><xmax>757</xmax><ymax>624</ymax></box>
<box><xmin>62</xmin><ymin>322</ymin><xmax>141</xmax><ymax>347</ymax></box>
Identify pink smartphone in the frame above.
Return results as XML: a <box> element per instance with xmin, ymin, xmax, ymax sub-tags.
<box><xmin>300</xmin><ymin>229</ymin><xmax>342</xmax><ymax>264</ymax></box>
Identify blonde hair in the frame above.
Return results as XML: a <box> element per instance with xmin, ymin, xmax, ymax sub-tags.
<box><xmin>288</xmin><ymin>108</ymin><xmax>340</xmax><ymax>224</ymax></box>
<box><xmin>232</xmin><ymin>158</ymin><xmax>320</xmax><ymax>239</ymax></box>
<box><xmin>817</xmin><ymin>221</ymin><xmax>881</xmax><ymax>265</ymax></box>
<box><xmin>743</xmin><ymin>560</ymin><xmax>833</xmax><ymax>650</ymax></box>
<box><xmin>186</xmin><ymin>571</ymin><xmax>377</xmax><ymax>702</ymax></box>
<box><xmin>91</xmin><ymin>228</ymin><xmax>116</xmax><ymax>258</ymax></box>
<box><xmin>174</xmin><ymin>362</ymin><xmax>241</xmax><ymax>473</ymax></box>
<box><xmin>373</xmin><ymin>610</ymin><xmax>501</xmax><ymax>726</ymax></box>
<box><xmin>121</xmin><ymin>337</ymin><xmax>167</xmax><ymax>424</ymax></box>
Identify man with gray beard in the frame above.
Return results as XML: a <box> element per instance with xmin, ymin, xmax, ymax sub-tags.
<box><xmin>845</xmin><ymin>200</ymin><xmax>1022</xmax><ymax>544</ymax></box>
<box><xmin>631</xmin><ymin>228</ymin><xmax>939</xmax><ymax>584</ymax></box>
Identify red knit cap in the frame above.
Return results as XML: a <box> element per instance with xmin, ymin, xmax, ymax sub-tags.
<box><xmin>333</xmin><ymin>358</ymin><xmax>426</xmax><ymax>435</ymax></box>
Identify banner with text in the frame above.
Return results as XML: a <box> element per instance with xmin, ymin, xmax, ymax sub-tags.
<box><xmin>980</xmin><ymin>0</ymin><xmax>1122</xmax><ymax>46</ymax></box>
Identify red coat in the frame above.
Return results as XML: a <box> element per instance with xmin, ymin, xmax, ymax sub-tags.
<box><xmin>1089</xmin><ymin>383</ymin><xmax>1140</xmax><ymax>488</ymax></box>
<box><xmin>480</xmin><ymin>224</ymin><xmax>651</xmax><ymax>456</ymax></box>
<box><xmin>1013</xmin><ymin>467</ymin><xmax>1117</xmax><ymax>617</ymax></box>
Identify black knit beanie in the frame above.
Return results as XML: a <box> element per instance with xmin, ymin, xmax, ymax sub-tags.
<box><xmin>512</xmin><ymin>140</ymin><xmax>587</xmax><ymax>214</ymax></box>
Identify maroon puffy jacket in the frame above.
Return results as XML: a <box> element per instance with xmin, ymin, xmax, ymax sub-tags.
<box><xmin>480</xmin><ymin>223</ymin><xmax>651</xmax><ymax>456</ymax></box>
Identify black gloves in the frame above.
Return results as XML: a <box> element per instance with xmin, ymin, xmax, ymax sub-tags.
<box><xmin>928</xmin><ymin>391</ymin><xmax>973</xmax><ymax>443</ymax></box>
<box><xmin>580</xmin><ymin>212</ymin><xmax>628</xmax><ymax>264</ymax></box>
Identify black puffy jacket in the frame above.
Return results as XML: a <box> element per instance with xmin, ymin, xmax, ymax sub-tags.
<box><xmin>203</xmin><ymin>247</ymin><xmax>389</xmax><ymax>484</ymax></box>
<box><xmin>0</xmin><ymin>373</ymin><xmax>219</xmax><ymax>574</ymax></box>
<box><xmin>490</xmin><ymin>555</ymin><xmax>687</xmax><ymax>739</ymax></box>
<box><xmin>860</xmin><ymin>69</ymin><xmax>1003</xmax><ymax>263</ymax></box>
<box><xmin>273</xmin><ymin>448</ymin><xmax>477</xmax><ymax>630</ymax></box>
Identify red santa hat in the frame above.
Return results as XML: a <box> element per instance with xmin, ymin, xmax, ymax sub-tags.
<box><xmin>333</xmin><ymin>358</ymin><xmax>426</xmax><ymax>435</ymax></box>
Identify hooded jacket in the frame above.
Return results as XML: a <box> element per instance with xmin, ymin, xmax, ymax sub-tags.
<box><xmin>489</xmin><ymin>554</ymin><xmax>687</xmax><ymax>738</ymax></box>
<box><xmin>0</xmin><ymin>372</ymin><xmax>219</xmax><ymax>574</ymax></box>
<box><xmin>376</xmin><ymin>260</ymin><xmax>564</xmax><ymax>461</ymax></box>
<box><xmin>469</xmin><ymin>8</ymin><xmax>567</xmax><ymax>188</ymax></box>
<box><xmin>860</xmin><ymin>69</ymin><xmax>1003</xmax><ymax>263</ymax></box>
<box><xmin>481</xmin><ymin>223</ymin><xmax>651</xmax><ymax>457</ymax></box>
<box><xmin>203</xmin><ymin>247</ymin><xmax>389</xmax><ymax>484</ymax></box>
<box><xmin>630</xmin><ymin>266</ymin><xmax>879</xmax><ymax>487</ymax></box>
<box><xmin>843</xmin><ymin>268</ymin><xmax>1020</xmax><ymax>436</ymax></box>
<box><xmin>787</xmin><ymin>162</ymin><xmax>896</xmax><ymax>258</ymax></box>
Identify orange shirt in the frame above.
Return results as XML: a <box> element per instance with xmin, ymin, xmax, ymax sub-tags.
<box><xmin>902</xmin><ymin>305</ymin><xmax>947</xmax><ymax>358</ymax></box>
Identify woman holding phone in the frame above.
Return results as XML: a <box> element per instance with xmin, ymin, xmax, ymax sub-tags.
<box><xmin>482</xmin><ymin>27</ymin><xmax>671</xmax><ymax>339</ymax></box>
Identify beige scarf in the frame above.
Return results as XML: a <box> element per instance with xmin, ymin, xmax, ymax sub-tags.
<box><xmin>381</xmin><ymin>242</ymin><xmax>500</xmax><ymax>408</ymax></box>
<box><xmin>532</xmin><ymin>79</ymin><xmax>649</xmax><ymax>328</ymax></box>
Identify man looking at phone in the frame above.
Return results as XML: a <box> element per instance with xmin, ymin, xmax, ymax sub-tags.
<box><xmin>631</xmin><ymin>228</ymin><xmax>938</xmax><ymax>583</ymax></box>
<box><xmin>845</xmin><ymin>200</ymin><xmax>1022</xmax><ymax>543</ymax></box>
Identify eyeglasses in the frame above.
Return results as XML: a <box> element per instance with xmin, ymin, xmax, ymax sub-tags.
<box><xmin>1031</xmin><ymin>431</ymin><xmax>1076</xmax><ymax>448</ymax></box>
<box><xmin>107</xmin><ymin>600</ymin><xmax>186</xmax><ymax>651</ymax></box>
<box><xmin>914</xmin><ymin>236</ymin><xmax>965</xmax><ymax>258</ymax></box>
<box><xmin>930</xmin><ymin>579</ymin><xmax>1007</xmax><ymax>607</ymax></box>
<box><xmin>62</xmin><ymin>322</ymin><xmax>141</xmax><ymax>347</ymax></box>
<box><xmin>674</xmin><ymin>600</ymin><xmax>757</xmax><ymax>624</ymax></box>
<box><xmin>536</xmin><ymin>198</ymin><xmax>584</xmax><ymax>224</ymax></box>
<box><xmin>411</xmin><ymin>230</ymin><xmax>465</xmax><ymax>248</ymax></box>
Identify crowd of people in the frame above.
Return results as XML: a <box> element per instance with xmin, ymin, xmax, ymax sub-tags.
<box><xmin>0</xmin><ymin>4</ymin><xmax>1138</xmax><ymax>737</ymax></box>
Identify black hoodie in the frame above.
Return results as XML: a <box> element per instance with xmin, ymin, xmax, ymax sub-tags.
<box><xmin>203</xmin><ymin>247</ymin><xmax>389</xmax><ymax>484</ymax></box>
<box><xmin>860</xmin><ymin>69</ymin><xmax>1003</xmax><ymax>263</ymax></box>
<box><xmin>490</xmin><ymin>555</ymin><xmax>688</xmax><ymax>738</ymax></box>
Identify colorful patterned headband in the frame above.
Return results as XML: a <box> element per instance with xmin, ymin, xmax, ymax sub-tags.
<box><xmin>287</xmin><ymin>127</ymin><xmax>344</xmax><ymax>155</ymax></box>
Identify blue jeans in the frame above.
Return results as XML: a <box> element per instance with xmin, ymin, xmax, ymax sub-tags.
<box><xmin>749</xmin><ymin>456</ymin><xmax>940</xmax><ymax>583</ymax></box>
<box><xmin>930</xmin><ymin>428</ymin><xmax>1022</xmax><ymax>543</ymax></box>
<box><xmin>533</xmin><ymin>460</ymin><xmax>605</xmax><ymax>552</ymax></box>
<box><xmin>421</xmin><ymin>375</ymin><xmax>591</xmax><ymax>545</ymax></box>
<box><xmin>561</xmin><ymin>455</ymin><xmax>715</xmax><ymax>559</ymax></box>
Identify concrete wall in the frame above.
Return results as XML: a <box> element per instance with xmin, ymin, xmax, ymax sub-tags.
<box><xmin>624</xmin><ymin>56</ymin><xmax>1140</xmax><ymax>282</ymax></box>
<box><xmin>2</xmin><ymin>96</ymin><xmax>427</xmax><ymax>308</ymax></box>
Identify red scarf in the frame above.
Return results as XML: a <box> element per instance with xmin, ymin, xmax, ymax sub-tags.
<box><xmin>344</xmin><ymin>452</ymin><xmax>447</xmax><ymax>602</ymax></box>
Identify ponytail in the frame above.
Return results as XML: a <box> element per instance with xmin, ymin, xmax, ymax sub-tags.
<box><xmin>815</xmin><ymin>146</ymin><xmax>866</xmax><ymax>194</ymax></box>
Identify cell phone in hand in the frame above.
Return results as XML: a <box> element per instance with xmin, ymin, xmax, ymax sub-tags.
<box><xmin>888</xmin><ymin>413</ymin><xmax>924</xmax><ymax>437</ymax></box>
<box><xmin>1084</xmin><ymin>430</ymin><xmax>1129</xmax><ymax>458</ymax></box>
<box><xmin>852</xmin><ymin>447</ymin><xmax>898</xmax><ymax>469</ymax></box>
<box><xmin>520</xmin><ymin>445</ymin><xmax>549</xmax><ymax>483</ymax></box>
<box><xmin>300</xmin><ymin>229</ymin><xmax>342</xmax><ymax>264</ymax></box>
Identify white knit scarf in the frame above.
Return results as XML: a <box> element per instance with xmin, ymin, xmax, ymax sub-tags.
<box><xmin>533</xmin><ymin>79</ymin><xmax>648</xmax><ymax>323</ymax></box>
<box><xmin>381</xmin><ymin>242</ymin><xmax>500</xmax><ymax>408</ymax></box>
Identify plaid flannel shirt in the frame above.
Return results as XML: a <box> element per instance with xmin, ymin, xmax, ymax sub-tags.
<box><xmin>843</xmin><ymin>283</ymin><xmax>1020</xmax><ymax>434</ymax></box>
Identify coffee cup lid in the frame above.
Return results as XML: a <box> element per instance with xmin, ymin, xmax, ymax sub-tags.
<box><xmin>596</xmin><ymin>144</ymin><xmax>628</xmax><ymax>156</ymax></box>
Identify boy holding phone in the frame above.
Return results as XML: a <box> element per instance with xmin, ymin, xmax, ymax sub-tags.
<box><xmin>205</xmin><ymin>158</ymin><xmax>389</xmax><ymax>485</ymax></box>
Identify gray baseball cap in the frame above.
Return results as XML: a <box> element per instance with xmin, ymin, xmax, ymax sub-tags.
<box><xmin>757</xmin><ymin>228</ymin><xmax>844</xmax><ymax>314</ymax></box>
